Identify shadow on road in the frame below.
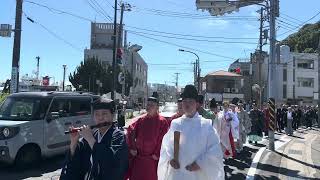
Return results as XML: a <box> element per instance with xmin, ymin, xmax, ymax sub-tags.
<box><xmin>224</xmin><ymin>146</ymin><xmax>262</xmax><ymax>180</ymax></box>
<box><xmin>0</xmin><ymin>154</ymin><xmax>65</xmax><ymax>180</ymax></box>
<box><xmin>275</xmin><ymin>151</ymin><xmax>320</xmax><ymax>170</ymax></box>
<box><xmin>256</xmin><ymin>162</ymin><xmax>319</xmax><ymax>180</ymax></box>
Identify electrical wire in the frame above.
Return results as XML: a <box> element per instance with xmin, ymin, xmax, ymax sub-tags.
<box><xmin>127</xmin><ymin>30</ymin><xmax>258</xmax><ymax>45</ymax></box>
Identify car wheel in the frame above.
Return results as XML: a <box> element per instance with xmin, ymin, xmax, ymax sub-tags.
<box><xmin>15</xmin><ymin>145</ymin><xmax>41</xmax><ymax>169</ymax></box>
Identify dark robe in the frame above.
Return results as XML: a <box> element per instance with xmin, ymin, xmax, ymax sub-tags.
<box><xmin>126</xmin><ymin>114</ymin><xmax>169</xmax><ymax>180</ymax></box>
<box><xmin>60</xmin><ymin>124</ymin><xmax>128</xmax><ymax>180</ymax></box>
<box><xmin>249</xmin><ymin>109</ymin><xmax>264</xmax><ymax>137</ymax></box>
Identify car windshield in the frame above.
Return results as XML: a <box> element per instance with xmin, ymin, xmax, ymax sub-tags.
<box><xmin>162</xmin><ymin>105</ymin><xmax>178</xmax><ymax>113</ymax></box>
<box><xmin>0</xmin><ymin>97</ymin><xmax>50</xmax><ymax>121</ymax></box>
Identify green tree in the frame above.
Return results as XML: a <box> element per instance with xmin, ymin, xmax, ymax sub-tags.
<box><xmin>69</xmin><ymin>57</ymin><xmax>111</xmax><ymax>94</ymax></box>
<box><xmin>69</xmin><ymin>57</ymin><xmax>133</xmax><ymax>96</ymax></box>
<box><xmin>281</xmin><ymin>22</ymin><xmax>320</xmax><ymax>53</ymax></box>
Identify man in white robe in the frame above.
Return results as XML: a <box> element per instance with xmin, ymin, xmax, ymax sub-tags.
<box><xmin>158</xmin><ymin>85</ymin><xmax>225</xmax><ymax>180</ymax></box>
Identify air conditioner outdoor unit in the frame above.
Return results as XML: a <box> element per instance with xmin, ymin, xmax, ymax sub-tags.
<box><xmin>224</xmin><ymin>88</ymin><xmax>231</xmax><ymax>93</ymax></box>
<box><xmin>231</xmin><ymin>88</ymin><xmax>239</xmax><ymax>93</ymax></box>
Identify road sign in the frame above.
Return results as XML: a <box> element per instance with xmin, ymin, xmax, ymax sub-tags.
<box><xmin>10</xmin><ymin>67</ymin><xmax>18</xmax><ymax>93</ymax></box>
<box><xmin>0</xmin><ymin>24</ymin><xmax>12</xmax><ymax>37</ymax></box>
<box><xmin>268</xmin><ymin>98</ymin><xmax>276</xmax><ymax>131</ymax></box>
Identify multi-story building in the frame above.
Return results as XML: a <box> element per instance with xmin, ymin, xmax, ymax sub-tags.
<box><xmin>84</xmin><ymin>22</ymin><xmax>148</xmax><ymax>106</ymax></box>
<box><xmin>229</xmin><ymin>45</ymin><xmax>319</xmax><ymax>105</ymax></box>
<box><xmin>276</xmin><ymin>45</ymin><xmax>319</xmax><ymax>105</ymax></box>
<box><xmin>201</xmin><ymin>70</ymin><xmax>244</xmax><ymax>105</ymax></box>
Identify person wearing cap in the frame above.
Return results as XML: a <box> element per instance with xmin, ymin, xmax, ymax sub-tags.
<box><xmin>236</xmin><ymin>101</ymin><xmax>251</xmax><ymax>152</ymax></box>
<box><xmin>210</xmin><ymin>98</ymin><xmax>221</xmax><ymax>131</ymax></box>
<box><xmin>168</xmin><ymin>98</ymin><xmax>184</xmax><ymax>125</ymax></box>
<box><xmin>248</xmin><ymin>103</ymin><xmax>265</xmax><ymax>145</ymax></box>
<box><xmin>126</xmin><ymin>92</ymin><xmax>169</xmax><ymax>180</ymax></box>
<box><xmin>197</xmin><ymin>94</ymin><xmax>216</xmax><ymax>125</ymax></box>
<box><xmin>60</xmin><ymin>97</ymin><xmax>129</xmax><ymax>180</ymax></box>
<box><xmin>158</xmin><ymin>85</ymin><xmax>224</xmax><ymax>180</ymax></box>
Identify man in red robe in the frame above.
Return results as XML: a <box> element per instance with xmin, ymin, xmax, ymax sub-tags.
<box><xmin>126</xmin><ymin>92</ymin><xmax>169</xmax><ymax>180</ymax></box>
<box><xmin>168</xmin><ymin>98</ymin><xmax>184</xmax><ymax>125</ymax></box>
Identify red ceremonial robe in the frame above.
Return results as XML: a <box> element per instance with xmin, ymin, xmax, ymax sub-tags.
<box><xmin>168</xmin><ymin>113</ymin><xmax>183</xmax><ymax>126</ymax></box>
<box><xmin>126</xmin><ymin>114</ymin><xmax>169</xmax><ymax>180</ymax></box>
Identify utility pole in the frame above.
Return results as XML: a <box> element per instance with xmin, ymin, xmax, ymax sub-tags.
<box><xmin>36</xmin><ymin>56</ymin><xmax>40</xmax><ymax>80</ymax></box>
<box><xmin>258</xmin><ymin>7</ymin><xmax>264</xmax><ymax>109</ymax></box>
<box><xmin>111</xmin><ymin>0</ymin><xmax>118</xmax><ymax>100</ymax></box>
<box><xmin>268</xmin><ymin>0</ymin><xmax>279</xmax><ymax>151</ymax></box>
<box><xmin>10</xmin><ymin>0</ymin><xmax>23</xmax><ymax>94</ymax></box>
<box><xmin>192</xmin><ymin>62</ymin><xmax>197</xmax><ymax>86</ymax></box>
<box><xmin>175</xmin><ymin>72</ymin><xmax>180</xmax><ymax>98</ymax></box>
<box><xmin>62</xmin><ymin>65</ymin><xmax>66</xmax><ymax>91</ymax></box>
<box><xmin>118</xmin><ymin>3</ymin><xmax>125</xmax><ymax>100</ymax></box>
<box><xmin>197</xmin><ymin>60</ymin><xmax>201</xmax><ymax>91</ymax></box>
<box><xmin>317</xmin><ymin>35</ymin><xmax>320</xmax><ymax>128</ymax></box>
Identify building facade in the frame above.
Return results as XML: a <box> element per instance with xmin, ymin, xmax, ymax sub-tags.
<box><xmin>84</xmin><ymin>22</ymin><xmax>148</xmax><ymax>106</ymax></box>
<box><xmin>201</xmin><ymin>70</ymin><xmax>244</xmax><ymax>106</ymax></box>
<box><xmin>229</xmin><ymin>45</ymin><xmax>319</xmax><ymax>105</ymax></box>
<box><xmin>277</xmin><ymin>45</ymin><xmax>319</xmax><ymax>105</ymax></box>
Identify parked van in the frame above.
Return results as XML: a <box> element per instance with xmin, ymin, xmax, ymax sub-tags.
<box><xmin>0</xmin><ymin>92</ymin><xmax>99</xmax><ymax>167</ymax></box>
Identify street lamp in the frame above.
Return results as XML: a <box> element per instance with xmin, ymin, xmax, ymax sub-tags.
<box><xmin>178</xmin><ymin>49</ymin><xmax>200</xmax><ymax>91</ymax></box>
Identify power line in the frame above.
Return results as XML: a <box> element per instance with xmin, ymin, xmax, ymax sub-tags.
<box><xmin>84</xmin><ymin>0</ymin><xmax>112</xmax><ymax>21</ymax></box>
<box><xmin>23</xmin><ymin>12</ymin><xmax>82</xmax><ymax>52</ymax></box>
<box><xmin>278</xmin><ymin>10</ymin><xmax>320</xmax><ymax>37</ymax></box>
<box><xmin>126</xmin><ymin>25</ymin><xmax>259</xmax><ymax>40</ymax></box>
<box><xmin>277</xmin><ymin>19</ymin><xmax>299</xmax><ymax>29</ymax></box>
<box><xmin>281</xmin><ymin>13</ymin><xmax>304</xmax><ymax>23</ymax></box>
<box><xmin>127</xmin><ymin>30</ymin><xmax>258</xmax><ymax>45</ymax></box>
<box><xmin>128</xmin><ymin>31</ymin><xmax>236</xmax><ymax>60</ymax></box>
<box><xmin>90</xmin><ymin>0</ymin><xmax>113</xmax><ymax>20</ymax></box>
<box><xmin>25</xmin><ymin>1</ymin><xmax>92</xmax><ymax>22</ymax></box>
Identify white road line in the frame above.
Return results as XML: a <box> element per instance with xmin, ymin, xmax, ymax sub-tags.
<box><xmin>246</xmin><ymin>147</ymin><xmax>266</xmax><ymax>180</ymax></box>
<box><xmin>245</xmin><ymin>134</ymin><xmax>292</xmax><ymax>180</ymax></box>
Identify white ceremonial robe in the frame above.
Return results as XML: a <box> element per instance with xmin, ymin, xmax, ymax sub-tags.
<box><xmin>157</xmin><ymin>112</ymin><xmax>225</xmax><ymax>180</ymax></box>
<box><xmin>231</xmin><ymin>111</ymin><xmax>240</xmax><ymax>140</ymax></box>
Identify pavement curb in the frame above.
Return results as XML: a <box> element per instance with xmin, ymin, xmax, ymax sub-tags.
<box><xmin>252</xmin><ymin>128</ymin><xmax>320</xmax><ymax>179</ymax></box>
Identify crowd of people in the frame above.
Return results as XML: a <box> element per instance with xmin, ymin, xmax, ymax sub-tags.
<box><xmin>59</xmin><ymin>84</ymin><xmax>319</xmax><ymax>180</ymax></box>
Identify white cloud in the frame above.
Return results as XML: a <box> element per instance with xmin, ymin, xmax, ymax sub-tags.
<box><xmin>197</xmin><ymin>19</ymin><xmax>230</xmax><ymax>29</ymax></box>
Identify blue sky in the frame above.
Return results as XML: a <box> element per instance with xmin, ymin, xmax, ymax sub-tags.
<box><xmin>1</xmin><ymin>0</ymin><xmax>320</xmax><ymax>87</ymax></box>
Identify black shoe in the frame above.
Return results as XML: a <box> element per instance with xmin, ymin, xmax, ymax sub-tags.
<box><xmin>249</xmin><ymin>141</ymin><xmax>252</xmax><ymax>144</ymax></box>
<box><xmin>255</xmin><ymin>141</ymin><xmax>258</xmax><ymax>145</ymax></box>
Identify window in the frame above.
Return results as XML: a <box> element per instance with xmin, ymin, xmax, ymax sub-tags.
<box><xmin>297</xmin><ymin>78</ymin><xmax>314</xmax><ymax>87</ymax></box>
<box><xmin>70</xmin><ymin>98</ymin><xmax>91</xmax><ymax>116</ymax></box>
<box><xmin>283</xmin><ymin>69</ymin><xmax>287</xmax><ymax>82</ymax></box>
<box><xmin>283</xmin><ymin>85</ymin><xmax>287</xmax><ymax>99</ymax></box>
<box><xmin>297</xmin><ymin>60</ymin><xmax>314</xmax><ymax>69</ymax></box>
<box><xmin>49</xmin><ymin>98</ymin><xmax>71</xmax><ymax>118</ymax></box>
<box><xmin>0</xmin><ymin>97</ymin><xmax>49</xmax><ymax>121</ymax></box>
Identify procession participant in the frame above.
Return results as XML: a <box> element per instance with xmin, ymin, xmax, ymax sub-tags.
<box><xmin>169</xmin><ymin>98</ymin><xmax>184</xmax><ymax>125</ymax></box>
<box><xmin>197</xmin><ymin>94</ymin><xmax>215</xmax><ymax>123</ymax></box>
<box><xmin>60</xmin><ymin>97</ymin><xmax>128</xmax><ymax>180</ymax></box>
<box><xmin>158</xmin><ymin>85</ymin><xmax>224</xmax><ymax>180</ymax></box>
<box><xmin>126</xmin><ymin>92</ymin><xmax>169</xmax><ymax>180</ymax></box>
<box><xmin>248</xmin><ymin>103</ymin><xmax>264</xmax><ymax>145</ymax></box>
<box><xmin>236</xmin><ymin>101</ymin><xmax>251</xmax><ymax>152</ymax></box>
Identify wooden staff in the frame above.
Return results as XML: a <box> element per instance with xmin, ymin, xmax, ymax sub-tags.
<box><xmin>173</xmin><ymin>131</ymin><xmax>180</xmax><ymax>162</ymax></box>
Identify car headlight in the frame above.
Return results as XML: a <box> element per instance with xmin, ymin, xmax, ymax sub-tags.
<box><xmin>3</xmin><ymin>128</ymin><xmax>10</xmax><ymax>137</ymax></box>
<box><xmin>0</xmin><ymin>127</ymin><xmax>20</xmax><ymax>140</ymax></box>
